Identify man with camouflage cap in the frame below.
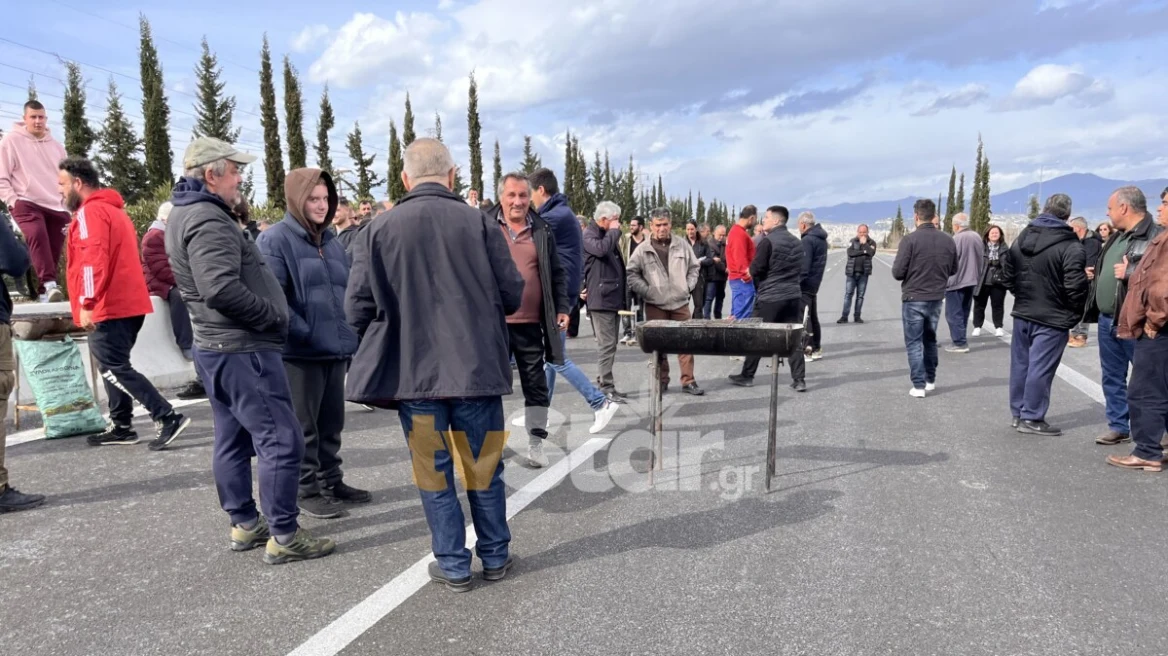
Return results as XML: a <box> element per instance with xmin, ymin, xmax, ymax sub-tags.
<box><xmin>166</xmin><ymin>137</ymin><xmax>335</xmax><ymax>564</ymax></box>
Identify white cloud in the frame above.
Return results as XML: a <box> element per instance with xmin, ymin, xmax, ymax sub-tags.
<box><xmin>307</xmin><ymin>12</ymin><xmax>446</xmax><ymax>88</ymax></box>
<box><xmin>912</xmin><ymin>83</ymin><xmax>990</xmax><ymax>116</ymax></box>
<box><xmin>291</xmin><ymin>24</ymin><xmax>330</xmax><ymax>53</ymax></box>
<box><xmin>996</xmin><ymin>64</ymin><xmax>1114</xmax><ymax>111</ymax></box>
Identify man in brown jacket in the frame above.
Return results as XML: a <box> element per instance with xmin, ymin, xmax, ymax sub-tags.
<box><xmin>1108</xmin><ymin>187</ymin><xmax>1168</xmax><ymax>472</ymax></box>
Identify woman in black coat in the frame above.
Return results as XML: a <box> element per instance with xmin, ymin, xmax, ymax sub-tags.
<box><xmin>686</xmin><ymin>220</ymin><xmax>711</xmax><ymax>317</ymax></box>
<box><xmin>972</xmin><ymin>224</ymin><xmax>1009</xmax><ymax>337</ymax></box>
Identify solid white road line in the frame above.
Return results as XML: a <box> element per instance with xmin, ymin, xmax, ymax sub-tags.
<box><xmin>873</xmin><ymin>254</ymin><xmax>1106</xmax><ymax>404</ymax></box>
<box><xmin>286</xmin><ymin>436</ymin><xmax>613</xmax><ymax>656</ymax></box>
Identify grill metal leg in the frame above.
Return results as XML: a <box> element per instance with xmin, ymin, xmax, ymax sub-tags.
<box><xmin>766</xmin><ymin>354</ymin><xmax>780</xmax><ymax>492</ymax></box>
<box><xmin>649</xmin><ymin>352</ymin><xmax>662</xmax><ymax>485</ymax></box>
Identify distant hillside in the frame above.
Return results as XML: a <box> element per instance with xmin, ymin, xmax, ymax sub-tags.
<box><xmin>800</xmin><ymin>173</ymin><xmax>1167</xmax><ymax>224</ymax></box>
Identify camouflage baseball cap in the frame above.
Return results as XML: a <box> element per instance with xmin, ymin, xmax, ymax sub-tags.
<box><xmin>183</xmin><ymin>137</ymin><xmax>257</xmax><ymax>170</ymax></box>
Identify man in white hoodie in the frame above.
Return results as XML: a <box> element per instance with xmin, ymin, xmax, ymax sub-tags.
<box><xmin>0</xmin><ymin>101</ymin><xmax>69</xmax><ymax>302</ymax></box>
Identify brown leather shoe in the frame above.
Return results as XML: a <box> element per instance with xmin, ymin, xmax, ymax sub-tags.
<box><xmin>1106</xmin><ymin>454</ymin><xmax>1163</xmax><ymax>472</ymax></box>
<box><xmin>1068</xmin><ymin>336</ymin><xmax>1089</xmax><ymax>348</ymax></box>
<box><xmin>1096</xmin><ymin>430</ymin><xmax>1132</xmax><ymax>445</ymax></box>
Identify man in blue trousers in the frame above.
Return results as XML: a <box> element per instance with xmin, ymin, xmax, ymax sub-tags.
<box><xmin>167</xmin><ymin>137</ymin><xmax>335</xmax><ymax>564</ymax></box>
<box><xmin>1001</xmin><ymin>193</ymin><xmax>1088</xmax><ymax>436</ymax></box>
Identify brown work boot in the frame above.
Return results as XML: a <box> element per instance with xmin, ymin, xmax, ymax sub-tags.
<box><xmin>1068</xmin><ymin>335</ymin><xmax>1089</xmax><ymax>348</ymax></box>
<box><xmin>1096</xmin><ymin>430</ymin><xmax>1131</xmax><ymax>445</ymax></box>
<box><xmin>1106</xmin><ymin>454</ymin><xmax>1163</xmax><ymax>472</ymax></box>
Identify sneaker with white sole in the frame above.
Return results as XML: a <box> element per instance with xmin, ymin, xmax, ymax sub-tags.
<box><xmin>45</xmin><ymin>287</ymin><xmax>65</xmax><ymax>303</ymax></box>
<box><xmin>995</xmin><ymin>328</ymin><xmax>1005</xmax><ymax>338</ymax></box>
<box><xmin>944</xmin><ymin>345</ymin><xmax>970</xmax><ymax>353</ymax></box>
<box><xmin>909</xmin><ymin>388</ymin><xmax>926</xmax><ymax>398</ymax></box>
<box><xmin>589</xmin><ymin>401</ymin><xmax>620</xmax><ymax>434</ymax></box>
<box><xmin>925</xmin><ymin>382</ymin><xmax>936</xmax><ymax>392</ymax></box>
<box><xmin>972</xmin><ymin>327</ymin><xmax>982</xmax><ymax>337</ymax></box>
<box><xmin>525</xmin><ymin>438</ymin><xmax>548</xmax><ymax>468</ymax></box>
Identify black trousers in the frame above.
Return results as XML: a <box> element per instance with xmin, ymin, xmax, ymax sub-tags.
<box><xmin>802</xmin><ymin>292</ymin><xmax>821</xmax><ymax>350</ymax></box>
<box><xmin>691</xmin><ymin>273</ymin><xmax>706</xmax><ymax>319</ymax></box>
<box><xmin>166</xmin><ymin>287</ymin><xmax>194</xmax><ymax>352</ymax></box>
<box><xmin>89</xmin><ymin>316</ymin><xmax>173</xmax><ymax>425</ymax></box>
<box><xmin>284</xmin><ymin>358</ymin><xmax>347</xmax><ymax>496</ymax></box>
<box><xmin>568</xmin><ymin>300</ymin><xmax>581</xmax><ymax>338</ymax></box>
<box><xmin>740</xmin><ymin>298</ymin><xmax>806</xmax><ymax>383</ymax></box>
<box><xmin>973</xmin><ymin>285</ymin><xmax>1007</xmax><ymax>330</ymax></box>
<box><xmin>508</xmin><ymin>323</ymin><xmax>549</xmax><ymax>439</ymax></box>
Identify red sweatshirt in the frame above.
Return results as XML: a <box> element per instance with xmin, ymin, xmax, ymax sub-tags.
<box><xmin>726</xmin><ymin>223</ymin><xmax>756</xmax><ymax>281</ymax></box>
<box><xmin>67</xmin><ymin>189</ymin><xmax>154</xmax><ymax>324</ymax></box>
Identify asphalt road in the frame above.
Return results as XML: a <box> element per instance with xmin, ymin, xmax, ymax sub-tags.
<box><xmin>4</xmin><ymin>250</ymin><xmax>1160</xmax><ymax>656</ymax></box>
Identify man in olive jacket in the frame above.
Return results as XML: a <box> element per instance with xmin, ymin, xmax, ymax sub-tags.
<box><xmin>345</xmin><ymin>140</ymin><xmax>525</xmax><ymax>590</ymax></box>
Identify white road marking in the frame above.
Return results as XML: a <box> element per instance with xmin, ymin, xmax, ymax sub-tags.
<box><xmin>874</xmin><ymin>254</ymin><xmax>1106</xmax><ymax>405</ymax></box>
<box><xmin>286</xmin><ymin>436</ymin><xmax>613</xmax><ymax>656</ymax></box>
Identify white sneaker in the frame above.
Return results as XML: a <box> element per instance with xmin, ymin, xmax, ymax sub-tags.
<box><xmin>511</xmin><ymin>415</ymin><xmax>526</xmax><ymax>428</ymax></box>
<box><xmin>972</xmin><ymin>327</ymin><xmax>982</xmax><ymax>337</ymax></box>
<box><xmin>909</xmin><ymin>388</ymin><xmax>926</xmax><ymax>398</ymax></box>
<box><xmin>995</xmin><ymin>328</ymin><xmax>1005</xmax><ymax>338</ymax></box>
<box><xmin>925</xmin><ymin>382</ymin><xmax>936</xmax><ymax>392</ymax></box>
<box><xmin>589</xmin><ymin>401</ymin><xmax>620</xmax><ymax>434</ymax></box>
<box><xmin>526</xmin><ymin>438</ymin><xmax>548</xmax><ymax>468</ymax></box>
<box><xmin>810</xmin><ymin>350</ymin><xmax>823</xmax><ymax>361</ymax></box>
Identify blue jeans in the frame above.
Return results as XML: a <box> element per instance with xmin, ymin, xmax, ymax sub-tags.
<box><xmin>1129</xmin><ymin>333</ymin><xmax>1168</xmax><ymax>461</ymax></box>
<box><xmin>545</xmin><ymin>330</ymin><xmax>607</xmax><ymax>410</ymax></box>
<box><xmin>1009</xmin><ymin>318</ymin><xmax>1069</xmax><ymax>422</ymax></box>
<box><xmin>902</xmin><ymin>301</ymin><xmax>942</xmax><ymax>389</ymax></box>
<box><xmin>729</xmin><ymin>279</ymin><xmax>756</xmax><ymax>320</ymax></box>
<box><xmin>842</xmin><ymin>275</ymin><xmax>868</xmax><ymax>318</ymax></box>
<box><xmin>397</xmin><ymin>397</ymin><xmax>510</xmax><ymax>579</ymax></box>
<box><xmin>1098</xmin><ymin>314</ymin><xmax>1135</xmax><ymax>434</ymax></box>
<box><xmin>945</xmin><ymin>287</ymin><xmax>975</xmax><ymax>347</ymax></box>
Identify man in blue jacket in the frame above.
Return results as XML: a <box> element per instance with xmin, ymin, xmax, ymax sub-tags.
<box><xmin>257</xmin><ymin>168</ymin><xmax>365</xmax><ymax>521</ymax></box>
<box><xmin>529</xmin><ymin>168</ymin><xmax>620</xmax><ymax>434</ymax></box>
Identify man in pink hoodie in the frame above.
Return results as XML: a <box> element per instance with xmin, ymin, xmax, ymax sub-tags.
<box><xmin>0</xmin><ymin>100</ymin><xmax>69</xmax><ymax>302</ymax></box>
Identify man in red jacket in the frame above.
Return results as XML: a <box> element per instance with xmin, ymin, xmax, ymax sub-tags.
<box><xmin>59</xmin><ymin>157</ymin><xmax>190</xmax><ymax>450</ymax></box>
<box><xmin>726</xmin><ymin>205</ymin><xmax>758</xmax><ymax>320</ymax></box>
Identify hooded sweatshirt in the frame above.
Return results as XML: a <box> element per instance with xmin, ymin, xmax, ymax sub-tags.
<box><xmin>1001</xmin><ymin>214</ymin><xmax>1088</xmax><ymax>330</ymax></box>
<box><xmin>256</xmin><ymin>168</ymin><xmax>356</xmax><ymax>360</ymax></box>
<box><xmin>0</xmin><ymin>122</ymin><xmax>68</xmax><ymax>210</ymax></box>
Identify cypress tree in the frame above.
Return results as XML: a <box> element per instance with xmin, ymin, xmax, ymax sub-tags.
<box><xmin>346</xmin><ymin>121</ymin><xmax>382</xmax><ymax>201</ymax></box>
<box><xmin>467</xmin><ymin>73</ymin><xmax>484</xmax><ymax>196</ymax></box>
<box><xmin>956</xmin><ymin>173</ymin><xmax>966</xmax><ymax>212</ymax></box>
<box><xmin>944</xmin><ymin>166</ymin><xmax>957</xmax><ymax>228</ymax></box>
<box><xmin>971</xmin><ymin>138</ymin><xmax>984</xmax><ymax>230</ymax></box>
<box><xmin>696</xmin><ymin>192</ymin><xmax>706</xmax><ymax>225</ymax></box>
<box><xmin>241</xmin><ymin>168</ymin><xmax>256</xmax><ymax>204</ymax></box>
<box><xmin>95</xmin><ymin>79</ymin><xmax>148</xmax><ymax>204</ymax></box>
<box><xmin>979</xmin><ymin>157</ymin><xmax>992</xmax><ymax>233</ymax></box>
<box><xmin>492</xmin><ymin>139</ymin><xmax>502</xmax><ymax>201</ymax></box>
<box><xmin>572</xmin><ymin>136</ymin><xmax>592</xmax><ymax>215</ymax></box>
<box><xmin>283</xmin><ymin>56</ymin><xmax>307</xmax><ymax>169</ymax></box>
<box><xmin>314</xmin><ymin>86</ymin><xmax>335</xmax><ymax>175</ymax></box>
<box><xmin>591</xmin><ymin>151</ymin><xmax>603</xmax><ymax>200</ymax></box>
<box><xmin>62</xmin><ymin>61</ymin><xmax>96</xmax><ymax>158</ymax></box>
<box><xmin>563</xmin><ymin>130</ymin><xmax>575</xmax><ymax>206</ymax></box>
<box><xmin>938</xmin><ymin>192</ymin><xmax>946</xmax><ymax>232</ymax></box>
<box><xmin>620</xmin><ymin>156</ymin><xmax>636</xmax><ymax>222</ymax></box>
<box><xmin>387</xmin><ymin>120</ymin><xmax>405</xmax><ymax>201</ymax></box>
<box><xmin>434</xmin><ymin>112</ymin><xmax>443</xmax><ymax>141</ymax></box>
<box><xmin>656</xmin><ymin>175</ymin><xmax>665</xmax><ymax>208</ymax></box>
<box><xmin>27</xmin><ymin>77</ymin><xmax>37</xmax><ymax>102</ymax></box>
<box><xmin>139</xmin><ymin>15</ymin><xmax>172</xmax><ymax>189</ymax></box>
<box><xmin>258</xmin><ymin>36</ymin><xmax>284</xmax><ymax>208</ymax></box>
<box><xmin>1027</xmin><ymin>194</ymin><xmax>1040</xmax><ymax>220</ymax></box>
<box><xmin>402</xmin><ymin>93</ymin><xmax>416</xmax><ymax>146</ymax></box>
<box><xmin>193</xmin><ymin>38</ymin><xmax>239</xmax><ymax>142</ymax></box>
<box><xmin>602</xmin><ymin>151</ymin><xmax>612</xmax><ymax>199</ymax></box>
<box><xmin>520</xmin><ymin>136</ymin><xmax>541</xmax><ymax>174</ymax></box>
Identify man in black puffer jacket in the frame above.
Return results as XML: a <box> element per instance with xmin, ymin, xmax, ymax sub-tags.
<box><xmin>729</xmin><ymin>206</ymin><xmax>809</xmax><ymax>391</ymax></box>
<box><xmin>798</xmin><ymin>211</ymin><xmax>829</xmax><ymax>359</ymax></box>
<box><xmin>1002</xmin><ymin>193</ymin><xmax>1088</xmax><ymax>436</ymax></box>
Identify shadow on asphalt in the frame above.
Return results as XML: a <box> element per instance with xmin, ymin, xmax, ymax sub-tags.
<box><xmin>47</xmin><ymin>470</ymin><xmax>213</xmax><ymax>507</ymax></box>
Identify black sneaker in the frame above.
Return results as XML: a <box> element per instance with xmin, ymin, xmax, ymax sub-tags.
<box><xmin>482</xmin><ymin>555</ymin><xmax>514</xmax><ymax>582</ymax></box>
<box><xmin>175</xmin><ymin>380</ymin><xmax>206</xmax><ymax>400</ymax></box>
<box><xmin>428</xmin><ymin>561</ymin><xmax>472</xmax><ymax>593</ymax></box>
<box><xmin>791</xmin><ymin>380</ymin><xmax>807</xmax><ymax>393</ymax></box>
<box><xmin>682</xmin><ymin>382</ymin><xmax>705</xmax><ymax>396</ymax></box>
<box><xmin>854</xmin><ymin>317</ymin><xmax>864</xmax><ymax>324</ymax></box>
<box><xmin>1017</xmin><ymin>420</ymin><xmax>1061</xmax><ymax>436</ymax></box>
<box><xmin>149</xmin><ymin>413</ymin><xmax>191</xmax><ymax>451</ymax></box>
<box><xmin>88</xmin><ymin>423</ymin><xmax>139</xmax><ymax>446</ymax></box>
<box><xmin>299</xmin><ymin>494</ymin><xmax>345</xmax><ymax>519</ymax></box>
<box><xmin>0</xmin><ymin>485</ymin><xmax>46</xmax><ymax>513</ymax></box>
<box><xmin>322</xmin><ymin>481</ymin><xmax>371</xmax><ymax>504</ymax></box>
<box><xmin>837</xmin><ymin>317</ymin><xmax>848</xmax><ymax>324</ymax></box>
<box><xmin>1011</xmin><ymin>417</ymin><xmax>1020</xmax><ymax>429</ymax></box>
<box><xmin>728</xmin><ymin>374</ymin><xmax>755</xmax><ymax>387</ymax></box>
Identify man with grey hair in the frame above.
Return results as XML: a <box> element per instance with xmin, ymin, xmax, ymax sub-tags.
<box><xmin>347</xmin><ymin>139</ymin><xmax>525</xmax><ymax>590</ymax></box>
<box><xmin>167</xmin><ymin>137</ymin><xmax>336</xmax><ymax>563</ymax></box>
<box><xmin>583</xmin><ymin>200</ymin><xmax>628</xmax><ymax>399</ymax></box>
<box><xmin>1081</xmin><ymin>186</ymin><xmax>1163</xmax><ymax>444</ymax></box>
<box><xmin>943</xmin><ymin>212</ymin><xmax>984</xmax><ymax>353</ymax></box>
<box><xmin>1067</xmin><ymin>216</ymin><xmax>1102</xmax><ymax>348</ymax></box>
<box><xmin>1001</xmin><ymin>193</ymin><xmax>1088</xmax><ymax>435</ymax></box>
<box><xmin>798</xmin><ymin>211</ymin><xmax>828</xmax><ymax>359</ymax></box>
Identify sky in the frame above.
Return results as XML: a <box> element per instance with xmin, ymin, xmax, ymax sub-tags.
<box><xmin>2</xmin><ymin>0</ymin><xmax>1166</xmax><ymax>209</ymax></box>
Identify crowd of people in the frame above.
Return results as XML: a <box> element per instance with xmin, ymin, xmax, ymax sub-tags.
<box><xmin>1</xmin><ymin>99</ymin><xmax>1167</xmax><ymax>592</ymax></box>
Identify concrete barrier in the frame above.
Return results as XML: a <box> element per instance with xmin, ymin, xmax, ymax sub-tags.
<box><xmin>8</xmin><ymin>297</ymin><xmax>197</xmax><ymax>421</ymax></box>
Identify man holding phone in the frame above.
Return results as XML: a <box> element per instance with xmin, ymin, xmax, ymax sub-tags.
<box><xmin>1068</xmin><ymin>216</ymin><xmax>1103</xmax><ymax>348</ymax></box>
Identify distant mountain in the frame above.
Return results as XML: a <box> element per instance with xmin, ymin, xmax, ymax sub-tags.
<box><xmin>800</xmin><ymin>173</ymin><xmax>1168</xmax><ymax>224</ymax></box>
